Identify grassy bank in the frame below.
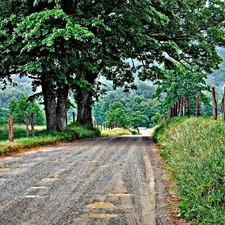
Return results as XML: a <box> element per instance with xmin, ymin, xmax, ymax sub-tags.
<box><xmin>0</xmin><ymin>124</ymin><xmax>100</xmax><ymax>155</ymax></box>
<box><xmin>153</xmin><ymin>117</ymin><xmax>225</xmax><ymax>224</ymax></box>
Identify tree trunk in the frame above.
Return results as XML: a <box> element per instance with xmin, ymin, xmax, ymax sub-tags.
<box><xmin>196</xmin><ymin>92</ymin><xmax>200</xmax><ymax>118</ymax></box>
<box><xmin>187</xmin><ymin>95</ymin><xmax>190</xmax><ymax>118</ymax></box>
<box><xmin>56</xmin><ymin>84</ymin><xmax>69</xmax><ymax>131</ymax></box>
<box><xmin>75</xmin><ymin>73</ymin><xmax>96</xmax><ymax>127</ymax></box>
<box><xmin>76</xmin><ymin>90</ymin><xmax>93</xmax><ymax>126</ymax></box>
<box><xmin>212</xmin><ymin>87</ymin><xmax>217</xmax><ymax>120</ymax></box>
<box><xmin>222</xmin><ymin>86</ymin><xmax>225</xmax><ymax>121</ymax></box>
<box><xmin>42</xmin><ymin>79</ymin><xmax>57</xmax><ymax>131</ymax></box>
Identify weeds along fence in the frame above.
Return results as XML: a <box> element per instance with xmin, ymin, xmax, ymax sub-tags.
<box><xmin>93</xmin><ymin>121</ymin><xmax>122</xmax><ymax>130</ymax></box>
<box><xmin>8</xmin><ymin>113</ymin><xmax>35</xmax><ymax>142</ymax></box>
<box><xmin>167</xmin><ymin>87</ymin><xmax>225</xmax><ymax>121</ymax></box>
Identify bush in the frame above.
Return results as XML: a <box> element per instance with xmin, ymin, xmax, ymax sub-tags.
<box><xmin>0</xmin><ymin>117</ymin><xmax>7</xmax><ymax>125</ymax></box>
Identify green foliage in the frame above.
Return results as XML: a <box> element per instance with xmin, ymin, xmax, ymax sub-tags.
<box><xmin>101</xmin><ymin>128</ymin><xmax>131</xmax><ymax>137</ymax></box>
<box><xmin>153</xmin><ymin>117</ymin><xmax>225</xmax><ymax>224</ymax></box>
<box><xmin>93</xmin><ymin>81</ymin><xmax>161</xmax><ymax>127</ymax></box>
<box><xmin>8</xmin><ymin>94</ymin><xmax>45</xmax><ymax>125</ymax></box>
<box><xmin>0</xmin><ymin>125</ymin><xmax>46</xmax><ymax>141</ymax></box>
<box><xmin>150</xmin><ymin>112</ymin><xmax>163</xmax><ymax>127</ymax></box>
<box><xmin>0</xmin><ymin>117</ymin><xmax>7</xmax><ymax>125</ymax></box>
<box><xmin>106</xmin><ymin>102</ymin><xmax>129</xmax><ymax>128</ymax></box>
<box><xmin>154</xmin><ymin>65</ymin><xmax>210</xmax><ymax>114</ymax></box>
<box><xmin>1</xmin><ymin>0</ymin><xmax>225</xmax><ymax>129</ymax></box>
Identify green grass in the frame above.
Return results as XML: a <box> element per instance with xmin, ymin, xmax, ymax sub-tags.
<box><xmin>0</xmin><ymin>124</ymin><xmax>47</xmax><ymax>141</ymax></box>
<box><xmin>153</xmin><ymin>116</ymin><xmax>225</xmax><ymax>224</ymax></box>
<box><xmin>0</xmin><ymin>124</ymin><xmax>100</xmax><ymax>155</ymax></box>
<box><xmin>101</xmin><ymin>128</ymin><xmax>131</xmax><ymax>136</ymax></box>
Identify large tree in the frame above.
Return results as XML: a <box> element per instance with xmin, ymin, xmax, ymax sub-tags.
<box><xmin>0</xmin><ymin>0</ymin><xmax>95</xmax><ymax>130</ymax></box>
<box><xmin>0</xmin><ymin>0</ymin><xmax>225</xmax><ymax>130</ymax></box>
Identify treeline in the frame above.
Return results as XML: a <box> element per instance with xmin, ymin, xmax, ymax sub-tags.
<box><xmin>92</xmin><ymin>81</ymin><xmax>161</xmax><ymax>127</ymax></box>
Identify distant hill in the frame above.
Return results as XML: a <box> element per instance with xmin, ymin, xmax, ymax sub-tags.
<box><xmin>207</xmin><ymin>47</ymin><xmax>225</xmax><ymax>88</ymax></box>
<box><xmin>0</xmin><ymin>75</ymin><xmax>34</xmax><ymax>106</ymax></box>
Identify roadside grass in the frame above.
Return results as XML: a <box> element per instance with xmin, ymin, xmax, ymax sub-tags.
<box><xmin>0</xmin><ymin>124</ymin><xmax>46</xmax><ymax>141</ymax></box>
<box><xmin>0</xmin><ymin>124</ymin><xmax>100</xmax><ymax>155</ymax></box>
<box><xmin>153</xmin><ymin>116</ymin><xmax>225</xmax><ymax>225</ymax></box>
<box><xmin>101</xmin><ymin>128</ymin><xmax>131</xmax><ymax>136</ymax></box>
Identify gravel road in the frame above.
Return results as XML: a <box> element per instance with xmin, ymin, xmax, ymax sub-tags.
<box><xmin>0</xmin><ymin>136</ymin><xmax>170</xmax><ymax>225</ymax></box>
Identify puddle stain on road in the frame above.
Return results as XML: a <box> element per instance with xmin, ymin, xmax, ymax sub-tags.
<box><xmin>0</xmin><ymin>167</ymin><xmax>13</xmax><ymax>172</ymax></box>
<box><xmin>42</xmin><ymin>177</ymin><xmax>60</xmax><ymax>182</ymax></box>
<box><xmin>24</xmin><ymin>195</ymin><xmax>42</xmax><ymax>198</ymax></box>
<box><xmin>80</xmin><ymin>202</ymin><xmax>117</xmax><ymax>219</ymax></box>
<box><xmin>80</xmin><ymin>213</ymin><xmax>117</xmax><ymax>219</ymax></box>
<box><xmin>108</xmin><ymin>193</ymin><xmax>133</xmax><ymax>196</ymax></box>
<box><xmin>31</xmin><ymin>186</ymin><xmax>51</xmax><ymax>189</ymax></box>
<box><xmin>86</xmin><ymin>202</ymin><xmax>114</xmax><ymax>209</ymax></box>
<box><xmin>0</xmin><ymin>162</ymin><xmax>22</xmax><ymax>172</ymax></box>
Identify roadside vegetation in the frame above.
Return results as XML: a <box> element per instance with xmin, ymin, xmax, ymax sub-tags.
<box><xmin>101</xmin><ymin>128</ymin><xmax>132</xmax><ymax>137</ymax></box>
<box><xmin>0</xmin><ymin>124</ymin><xmax>100</xmax><ymax>155</ymax></box>
<box><xmin>153</xmin><ymin>117</ymin><xmax>225</xmax><ymax>225</ymax></box>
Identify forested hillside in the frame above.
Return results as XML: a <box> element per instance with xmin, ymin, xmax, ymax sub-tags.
<box><xmin>92</xmin><ymin>80</ymin><xmax>160</xmax><ymax>127</ymax></box>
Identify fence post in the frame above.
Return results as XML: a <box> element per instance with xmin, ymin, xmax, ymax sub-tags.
<box><xmin>196</xmin><ymin>92</ymin><xmax>200</xmax><ymax>118</ymax></box>
<box><xmin>72</xmin><ymin>112</ymin><xmax>75</xmax><ymax>124</ymax></box>
<box><xmin>177</xmin><ymin>100</ymin><xmax>181</xmax><ymax>116</ymax></box>
<box><xmin>8</xmin><ymin>114</ymin><xmax>14</xmax><ymax>142</ymax></box>
<box><xmin>187</xmin><ymin>95</ymin><xmax>190</xmax><ymax>118</ymax></box>
<box><xmin>24</xmin><ymin>114</ymin><xmax>29</xmax><ymax>137</ymax></box>
<box><xmin>222</xmin><ymin>87</ymin><xmax>225</xmax><ymax>121</ymax></box>
<box><xmin>182</xmin><ymin>97</ymin><xmax>185</xmax><ymax>116</ymax></box>
<box><xmin>31</xmin><ymin>113</ymin><xmax>35</xmax><ymax>136</ymax></box>
<box><xmin>212</xmin><ymin>87</ymin><xmax>217</xmax><ymax>120</ymax></box>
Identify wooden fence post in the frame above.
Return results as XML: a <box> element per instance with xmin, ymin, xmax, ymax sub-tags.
<box><xmin>8</xmin><ymin>114</ymin><xmax>14</xmax><ymax>142</ymax></box>
<box><xmin>173</xmin><ymin>103</ymin><xmax>177</xmax><ymax>117</ymax></box>
<box><xmin>31</xmin><ymin>113</ymin><xmax>35</xmax><ymax>136</ymax></box>
<box><xmin>24</xmin><ymin>114</ymin><xmax>29</xmax><ymax>137</ymax></box>
<box><xmin>187</xmin><ymin>95</ymin><xmax>190</xmax><ymax>118</ymax></box>
<box><xmin>212</xmin><ymin>87</ymin><xmax>217</xmax><ymax>120</ymax></box>
<box><xmin>222</xmin><ymin>87</ymin><xmax>225</xmax><ymax>121</ymax></box>
<box><xmin>72</xmin><ymin>112</ymin><xmax>75</xmax><ymax>124</ymax></box>
<box><xmin>196</xmin><ymin>92</ymin><xmax>200</xmax><ymax>118</ymax></box>
<box><xmin>182</xmin><ymin>97</ymin><xmax>185</xmax><ymax>116</ymax></box>
<box><xmin>177</xmin><ymin>100</ymin><xmax>181</xmax><ymax>116</ymax></box>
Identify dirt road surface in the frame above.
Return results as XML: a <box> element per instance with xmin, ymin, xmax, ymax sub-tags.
<box><xmin>0</xmin><ymin>136</ymin><xmax>170</xmax><ymax>225</ymax></box>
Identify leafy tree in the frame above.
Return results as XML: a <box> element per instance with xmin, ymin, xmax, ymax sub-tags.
<box><xmin>128</xmin><ymin>112</ymin><xmax>149</xmax><ymax>128</ymax></box>
<box><xmin>154</xmin><ymin>65</ymin><xmax>210</xmax><ymax>115</ymax></box>
<box><xmin>8</xmin><ymin>94</ymin><xmax>45</xmax><ymax>125</ymax></box>
<box><xmin>0</xmin><ymin>0</ymin><xmax>95</xmax><ymax>130</ymax></box>
<box><xmin>0</xmin><ymin>100</ymin><xmax>8</xmax><ymax>122</ymax></box>
<box><xmin>106</xmin><ymin>102</ymin><xmax>129</xmax><ymax>128</ymax></box>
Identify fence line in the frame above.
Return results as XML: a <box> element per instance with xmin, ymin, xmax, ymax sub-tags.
<box><xmin>8</xmin><ymin>114</ymin><xmax>35</xmax><ymax>142</ymax></box>
<box><xmin>168</xmin><ymin>87</ymin><xmax>225</xmax><ymax>121</ymax></box>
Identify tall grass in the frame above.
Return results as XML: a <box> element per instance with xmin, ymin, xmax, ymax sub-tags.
<box><xmin>0</xmin><ymin>124</ymin><xmax>46</xmax><ymax>141</ymax></box>
<box><xmin>153</xmin><ymin>117</ymin><xmax>225</xmax><ymax>225</ymax></box>
<box><xmin>0</xmin><ymin>124</ymin><xmax>100</xmax><ymax>155</ymax></box>
<box><xmin>101</xmin><ymin>128</ymin><xmax>131</xmax><ymax>136</ymax></box>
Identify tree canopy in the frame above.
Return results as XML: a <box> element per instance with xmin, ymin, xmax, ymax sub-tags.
<box><xmin>0</xmin><ymin>0</ymin><xmax>225</xmax><ymax>130</ymax></box>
